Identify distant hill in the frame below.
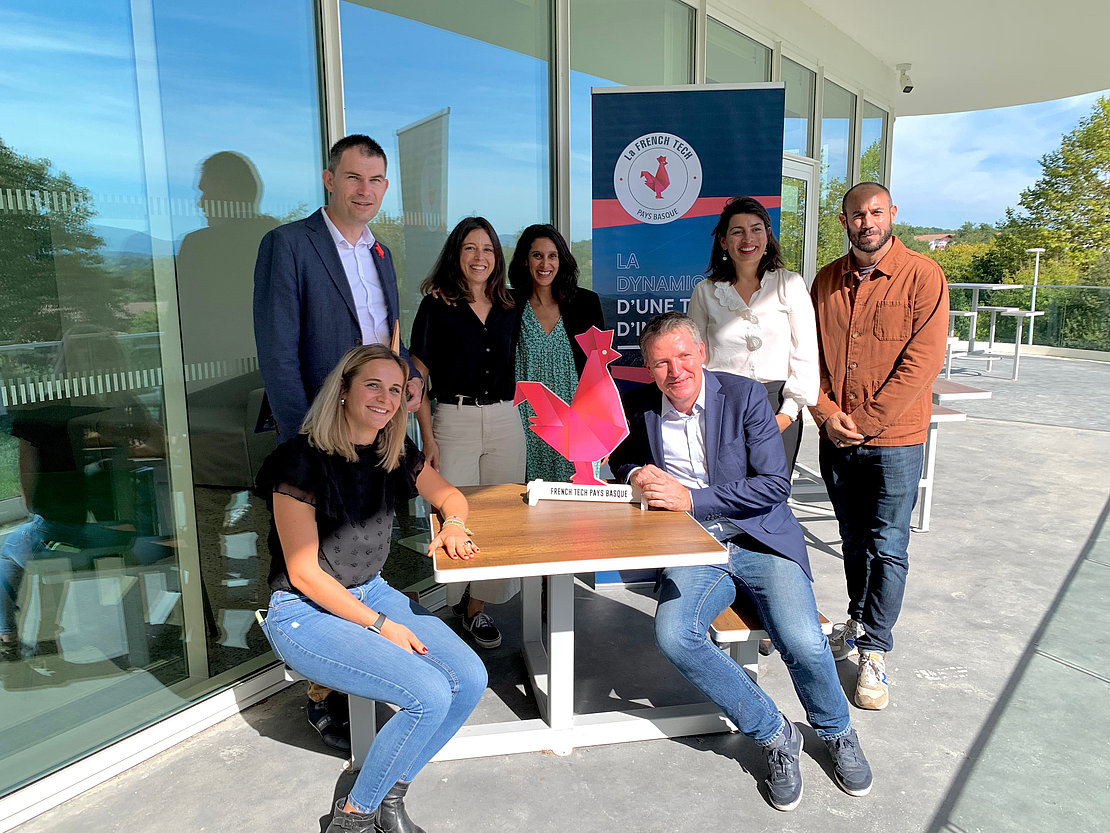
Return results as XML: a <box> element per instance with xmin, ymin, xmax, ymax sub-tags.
<box><xmin>90</xmin><ymin>223</ymin><xmax>179</xmax><ymax>256</ymax></box>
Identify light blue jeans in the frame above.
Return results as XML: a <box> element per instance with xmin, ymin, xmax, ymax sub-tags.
<box><xmin>655</xmin><ymin>542</ymin><xmax>851</xmax><ymax>746</ymax></box>
<box><xmin>260</xmin><ymin>575</ymin><xmax>487</xmax><ymax>813</ymax></box>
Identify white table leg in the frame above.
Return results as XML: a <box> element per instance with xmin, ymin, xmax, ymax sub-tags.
<box><xmin>967</xmin><ymin>288</ymin><xmax>981</xmax><ymax>354</ymax></box>
<box><xmin>1011</xmin><ymin>316</ymin><xmax>1024</xmax><ymax>380</ymax></box>
<box><xmin>916</xmin><ymin>420</ymin><xmax>939</xmax><ymax>533</ymax></box>
<box><xmin>520</xmin><ymin>575</ymin><xmax>542</xmax><ymax>644</ymax></box>
<box><xmin>546</xmin><ymin>574</ymin><xmax>575</xmax><ymax>735</ymax></box>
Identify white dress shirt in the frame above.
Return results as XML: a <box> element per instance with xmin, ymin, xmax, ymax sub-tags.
<box><xmin>687</xmin><ymin>268</ymin><xmax>819</xmax><ymax>420</ymax></box>
<box><xmin>658</xmin><ymin>384</ymin><xmax>740</xmax><ymax>543</ymax></box>
<box><xmin>320</xmin><ymin>208</ymin><xmax>391</xmax><ymax>346</ymax></box>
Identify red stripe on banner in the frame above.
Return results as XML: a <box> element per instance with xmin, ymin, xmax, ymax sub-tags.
<box><xmin>611</xmin><ymin>366</ymin><xmax>653</xmax><ymax>383</ymax></box>
<box><xmin>593</xmin><ymin>195</ymin><xmax>782</xmax><ymax>229</ymax></box>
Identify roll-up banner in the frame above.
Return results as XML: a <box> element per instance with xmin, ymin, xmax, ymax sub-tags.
<box><xmin>591</xmin><ymin>83</ymin><xmax>786</xmax><ymax>376</ymax></box>
<box><xmin>591</xmin><ymin>83</ymin><xmax>784</xmax><ymax>586</ymax></box>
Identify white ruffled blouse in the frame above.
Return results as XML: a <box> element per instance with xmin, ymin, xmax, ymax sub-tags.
<box><xmin>687</xmin><ymin>268</ymin><xmax>819</xmax><ymax>420</ymax></box>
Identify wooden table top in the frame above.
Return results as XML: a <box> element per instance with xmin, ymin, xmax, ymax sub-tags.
<box><xmin>432</xmin><ymin>484</ymin><xmax>727</xmax><ymax>582</ymax></box>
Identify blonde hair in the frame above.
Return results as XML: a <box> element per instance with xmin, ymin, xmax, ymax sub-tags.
<box><xmin>301</xmin><ymin>345</ymin><xmax>409</xmax><ymax>469</ymax></box>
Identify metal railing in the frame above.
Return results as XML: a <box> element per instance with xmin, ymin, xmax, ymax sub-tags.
<box><xmin>947</xmin><ymin>284</ymin><xmax>1110</xmax><ymax>353</ymax></box>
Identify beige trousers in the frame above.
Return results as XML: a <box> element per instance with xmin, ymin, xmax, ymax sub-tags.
<box><xmin>431</xmin><ymin>399</ymin><xmax>524</xmax><ymax>606</ymax></box>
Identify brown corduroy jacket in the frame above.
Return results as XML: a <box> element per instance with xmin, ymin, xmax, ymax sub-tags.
<box><xmin>809</xmin><ymin>236</ymin><xmax>949</xmax><ymax>446</ymax></box>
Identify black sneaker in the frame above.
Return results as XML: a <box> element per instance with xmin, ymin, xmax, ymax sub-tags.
<box><xmin>306</xmin><ymin>695</ymin><xmax>351</xmax><ymax>752</ymax></box>
<box><xmin>765</xmin><ymin>719</ymin><xmax>803</xmax><ymax>811</ymax></box>
<box><xmin>824</xmin><ymin>728</ymin><xmax>873</xmax><ymax>796</ymax></box>
<box><xmin>461</xmin><ymin>609</ymin><xmax>502</xmax><ymax>649</ymax></box>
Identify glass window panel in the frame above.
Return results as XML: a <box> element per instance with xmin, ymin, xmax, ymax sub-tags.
<box><xmin>706</xmin><ymin>19</ymin><xmax>771</xmax><ymax>84</ymax></box>
<box><xmin>339</xmin><ymin>0</ymin><xmax>551</xmax><ymax>324</ymax></box>
<box><xmin>782</xmin><ymin>57</ymin><xmax>815</xmax><ymax>157</ymax></box>
<box><xmin>569</xmin><ymin>0</ymin><xmax>695</xmax><ymax>284</ymax></box>
<box><xmin>860</xmin><ymin>100</ymin><xmax>889</xmax><ymax>183</ymax></box>
<box><xmin>818</xmin><ymin>79</ymin><xmax>855</xmax><ymax>264</ymax></box>
<box><xmin>0</xmin><ymin>0</ymin><xmax>321</xmax><ymax>797</ymax></box>
<box><xmin>337</xmin><ymin>1</ymin><xmax>550</xmax><ymax>590</ymax></box>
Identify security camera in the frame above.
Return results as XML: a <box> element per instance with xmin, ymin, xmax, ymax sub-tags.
<box><xmin>897</xmin><ymin>63</ymin><xmax>914</xmax><ymax>94</ymax></box>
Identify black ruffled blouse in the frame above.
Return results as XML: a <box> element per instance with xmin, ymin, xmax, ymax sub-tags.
<box><xmin>255</xmin><ymin>434</ymin><xmax>424</xmax><ymax>592</ymax></box>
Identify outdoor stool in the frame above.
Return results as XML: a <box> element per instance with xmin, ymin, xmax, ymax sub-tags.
<box><xmin>254</xmin><ymin>609</ymin><xmax>379</xmax><ymax>770</ymax></box>
<box><xmin>999</xmin><ymin>310</ymin><xmax>1045</xmax><ymax>380</ymax></box>
<box><xmin>709</xmin><ymin>595</ymin><xmax>832</xmax><ymax>683</ymax></box>
<box><xmin>975</xmin><ymin>306</ymin><xmax>1019</xmax><ymax>371</ymax></box>
<box><xmin>282</xmin><ymin>666</ymin><xmax>378</xmax><ymax>770</ymax></box>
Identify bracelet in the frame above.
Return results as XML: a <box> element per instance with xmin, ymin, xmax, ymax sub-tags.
<box><xmin>367</xmin><ymin>611</ymin><xmax>388</xmax><ymax>634</ymax></box>
<box><xmin>443</xmin><ymin>519</ymin><xmax>474</xmax><ymax>536</ymax></box>
<box><xmin>443</xmin><ymin>517</ymin><xmax>468</xmax><ymax>529</ymax></box>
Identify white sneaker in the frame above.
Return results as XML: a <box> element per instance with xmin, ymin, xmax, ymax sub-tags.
<box><xmin>828</xmin><ymin>619</ymin><xmax>865</xmax><ymax>661</ymax></box>
<box><xmin>855</xmin><ymin>651</ymin><xmax>889</xmax><ymax>710</ymax></box>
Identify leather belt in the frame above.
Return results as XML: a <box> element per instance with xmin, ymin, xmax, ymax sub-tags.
<box><xmin>454</xmin><ymin>395</ymin><xmax>502</xmax><ymax>407</ymax></box>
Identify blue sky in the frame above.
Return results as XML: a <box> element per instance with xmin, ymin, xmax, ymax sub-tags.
<box><xmin>890</xmin><ymin>89</ymin><xmax>1109</xmax><ymax>229</ymax></box>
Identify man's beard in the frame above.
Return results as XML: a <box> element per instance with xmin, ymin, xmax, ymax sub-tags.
<box><xmin>851</xmin><ymin>226</ymin><xmax>892</xmax><ymax>253</ymax></box>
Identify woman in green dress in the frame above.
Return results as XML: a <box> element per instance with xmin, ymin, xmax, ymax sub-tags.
<box><xmin>508</xmin><ymin>224</ymin><xmax>605</xmax><ymax>482</ymax></box>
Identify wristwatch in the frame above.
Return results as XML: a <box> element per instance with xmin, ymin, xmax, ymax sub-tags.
<box><xmin>367</xmin><ymin>612</ymin><xmax>388</xmax><ymax>634</ymax></box>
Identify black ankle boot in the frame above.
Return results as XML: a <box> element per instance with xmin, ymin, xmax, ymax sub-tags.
<box><xmin>375</xmin><ymin>781</ymin><xmax>427</xmax><ymax>833</ymax></box>
<box><xmin>324</xmin><ymin>798</ymin><xmax>376</xmax><ymax>833</ymax></box>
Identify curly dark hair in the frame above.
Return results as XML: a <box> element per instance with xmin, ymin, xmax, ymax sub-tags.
<box><xmin>705</xmin><ymin>196</ymin><xmax>785</xmax><ymax>282</ymax></box>
<box><xmin>420</xmin><ymin>216</ymin><xmax>513</xmax><ymax>307</ymax></box>
<box><xmin>507</xmin><ymin>224</ymin><xmax>580</xmax><ymax>305</ymax></box>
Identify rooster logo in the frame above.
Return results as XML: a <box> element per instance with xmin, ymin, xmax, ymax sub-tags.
<box><xmin>513</xmin><ymin>327</ymin><xmax>629</xmax><ymax>487</ymax></box>
<box><xmin>640</xmin><ymin>155</ymin><xmax>670</xmax><ymax>199</ymax></box>
<box><xmin>614</xmin><ymin>132</ymin><xmax>702</xmax><ymax>226</ymax></box>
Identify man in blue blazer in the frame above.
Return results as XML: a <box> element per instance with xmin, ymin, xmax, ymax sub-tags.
<box><xmin>609</xmin><ymin>312</ymin><xmax>871</xmax><ymax>812</ymax></box>
<box><xmin>253</xmin><ymin>134</ymin><xmax>423</xmax><ymax>753</ymax></box>
<box><xmin>254</xmin><ymin>134</ymin><xmax>421</xmax><ymax>441</ymax></box>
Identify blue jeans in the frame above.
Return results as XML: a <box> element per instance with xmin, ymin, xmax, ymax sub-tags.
<box><xmin>655</xmin><ymin>542</ymin><xmax>851</xmax><ymax>745</ymax></box>
<box><xmin>819</xmin><ymin>440</ymin><xmax>924</xmax><ymax>654</ymax></box>
<box><xmin>259</xmin><ymin>576</ymin><xmax>487</xmax><ymax>813</ymax></box>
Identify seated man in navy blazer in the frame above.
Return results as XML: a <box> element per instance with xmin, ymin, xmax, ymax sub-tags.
<box><xmin>609</xmin><ymin>312</ymin><xmax>872</xmax><ymax>812</ymax></box>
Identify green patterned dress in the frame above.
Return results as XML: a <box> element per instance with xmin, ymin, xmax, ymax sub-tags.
<box><xmin>515</xmin><ymin>304</ymin><xmax>579</xmax><ymax>482</ymax></box>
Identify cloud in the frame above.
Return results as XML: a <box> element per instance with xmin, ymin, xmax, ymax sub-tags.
<box><xmin>891</xmin><ymin>90</ymin><xmax>1108</xmax><ymax>228</ymax></box>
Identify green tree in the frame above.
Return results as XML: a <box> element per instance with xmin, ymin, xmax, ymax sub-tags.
<box><xmin>0</xmin><ymin>137</ymin><xmax>128</xmax><ymax>346</ymax></box>
<box><xmin>1008</xmin><ymin>95</ymin><xmax>1110</xmax><ymax>268</ymax></box>
<box><xmin>950</xmin><ymin>221</ymin><xmax>997</xmax><ymax>245</ymax></box>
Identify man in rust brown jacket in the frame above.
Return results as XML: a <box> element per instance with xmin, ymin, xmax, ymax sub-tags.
<box><xmin>810</xmin><ymin>182</ymin><xmax>949</xmax><ymax>711</ymax></box>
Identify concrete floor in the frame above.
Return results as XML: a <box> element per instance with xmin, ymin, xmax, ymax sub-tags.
<box><xmin>14</xmin><ymin>354</ymin><xmax>1110</xmax><ymax>833</ymax></box>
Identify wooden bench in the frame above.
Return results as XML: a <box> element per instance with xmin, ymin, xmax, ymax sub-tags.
<box><xmin>932</xmin><ymin>378</ymin><xmax>991</xmax><ymax>406</ymax></box>
<box><xmin>709</xmin><ymin>595</ymin><xmax>833</xmax><ymax>682</ymax></box>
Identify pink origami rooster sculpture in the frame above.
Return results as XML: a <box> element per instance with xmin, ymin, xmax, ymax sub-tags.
<box><xmin>513</xmin><ymin>327</ymin><xmax>629</xmax><ymax>487</ymax></box>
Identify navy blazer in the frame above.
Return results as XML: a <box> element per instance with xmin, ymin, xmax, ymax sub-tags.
<box><xmin>253</xmin><ymin>209</ymin><xmax>416</xmax><ymax>439</ymax></box>
<box><xmin>609</xmin><ymin>370</ymin><xmax>812</xmax><ymax>579</ymax></box>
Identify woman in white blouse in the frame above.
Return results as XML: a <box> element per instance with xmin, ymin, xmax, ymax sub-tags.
<box><xmin>688</xmin><ymin>196</ymin><xmax>818</xmax><ymax>473</ymax></box>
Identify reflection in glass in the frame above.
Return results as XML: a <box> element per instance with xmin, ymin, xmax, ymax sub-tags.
<box><xmin>860</xmin><ymin>100</ymin><xmax>888</xmax><ymax>183</ymax></box>
<box><xmin>782</xmin><ymin>57</ymin><xmax>815</xmax><ymax>157</ymax></box>
<box><xmin>338</xmin><ymin>0</ymin><xmax>551</xmax><ymax>591</ymax></box>
<box><xmin>0</xmin><ymin>0</ymin><xmax>322</xmax><ymax>799</ymax></box>
<box><xmin>706</xmin><ymin>19</ymin><xmax>770</xmax><ymax>84</ymax></box>
<box><xmin>780</xmin><ymin>176</ymin><xmax>808</xmax><ymax>277</ymax></box>
<box><xmin>341</xmin><ymin>0</ymin><xmax>551</xmax><ymax>329</ymax></box>
<box><xmin>569</xmin><ymin>0</ymin><xmax>695</xmax><ymax>279</ymax></box>
<box><xmin>154</xmin><ymin>0</ymin><xmax>322</xmax><ymax>678</ymax></box>
<box><xmin>818</xmin><ymin>79</ymin><xmax>855</xmax><ymax>265</ymax></box>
